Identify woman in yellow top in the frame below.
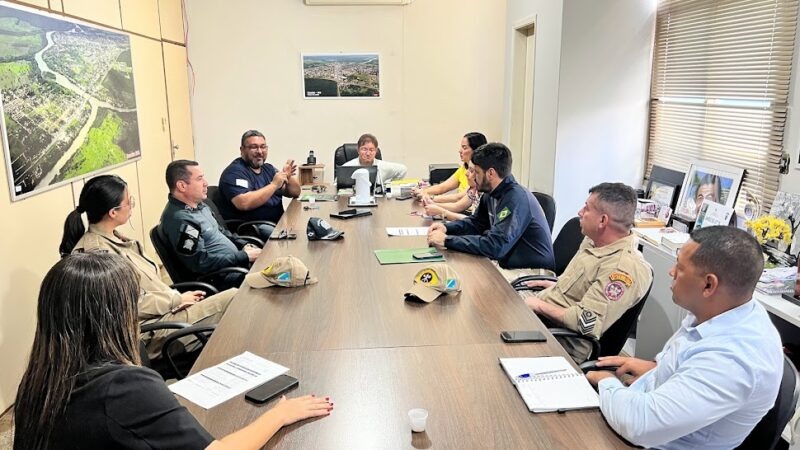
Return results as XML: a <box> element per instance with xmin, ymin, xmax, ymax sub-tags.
<box><xmin>423</xmin><ymin>162</ymin><xmax>482</xmax><ymax>221</ymax></box>
<box><xmin>413</xmin><ymin>132</ymin><xmax>486</xmax><ymax>199</ymax></box>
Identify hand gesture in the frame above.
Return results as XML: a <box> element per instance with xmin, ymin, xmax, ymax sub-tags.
<box><xmin>428</xmin><ymin>222</ymin><xmax>447</xmax><ymax>235</ymax></box>
<box><xmin>271</xmin><ymin>171</ymin><xmax>288</xmax><ymax>188</ymax></box>
<box><xmin>424</xmin><ymin>204</ymin><xmax>444</xmax><ymax>217</ymax></box>
<box><xmin>428</xmin><ymin>229</ymin><xmax>447</xmax><ymax>248</ymax></box>
<box><xmin>283</xmin><ymin>159</ymin><xmax>297</xmax><ymax>176</ymax></box>
<box><xmin>596</xmin><ymin>356</ymin><xmax>656</xmax><ymax>385</ymax></box>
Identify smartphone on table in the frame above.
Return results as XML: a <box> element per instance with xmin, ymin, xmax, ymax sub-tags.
<box><xmin>245</xmin><ymin>374</ymin><xmax>299</xmax><ymax>404</ymax></box>
<box><xmin>412</xmin><ymin>251</ymin><xmax>443</xmax><ymax>260</ymax></box>
<box><xmin>500</xmin><ymin>330</ymin><xmax>547</xmax><ymax>343</ymax></box>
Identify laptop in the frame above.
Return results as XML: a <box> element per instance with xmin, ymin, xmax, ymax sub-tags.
<box><xmin>335</xmin><ymin>165</ymin><xmax>380</xmax><ymax>194</ymax></box>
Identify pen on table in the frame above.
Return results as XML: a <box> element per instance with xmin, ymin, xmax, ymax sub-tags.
<box><xmin>517</xmin><ymin>368</ymin><xmax>568</xmax><ymax>378</ymax></box>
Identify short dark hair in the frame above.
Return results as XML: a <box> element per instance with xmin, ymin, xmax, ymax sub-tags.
<box><xmin>588</xmin><ymin>182</ymin><xmax>638</xmax><ymax>232</ymax></box>
<box><xmin>689</xmin><ymin>226</ymin><xmax>764</xmax><ymax>299</ymax></box>
<box><xmin>464</xmin><ymin>132</ymin><xmax>487</xmax><ymax>151</ymax></box>
<box><xmin>471</xmin><ymin>142</ymin><xmax>512</xmax><ymax>178</ymax></box>
<box><xmin>357</xmin><ymin>133</ymin><xmax>378</xmax><ymax>149</ymax></box>
<box><xmin>240</xmin><ymin>129</ymin><xmax>265</xmax><ymax>148</ymax></box>
<box><xmin>166</xmin><ymin>160</ymin><xmax>199</xmax><ymax>192</ymax></box>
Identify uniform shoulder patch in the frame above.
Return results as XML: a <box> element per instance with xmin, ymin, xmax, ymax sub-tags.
<box><xmin>497</xmin><ymin>206</ymin><xmax>511</xmax><ymax>222</ymax></box>
<box><xmin>176</xmin><ymin>221</ymin><xmax>201</xmax><ymax>256</ymax></box>
<box><xmin>609</xmin><ymin>271</ymin><xmax>633</xmax><ymax>287</ymax></box>
<box><xmin>604</xmin><ymin>280</ymin><xmax>626</xmax><ymax>301</ymax></box>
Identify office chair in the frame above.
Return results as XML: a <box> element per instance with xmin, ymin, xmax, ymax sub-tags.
<box><xmin>333</xmin><ymin>143</ymin><xmax>382</xmax><ymax>167</ymax></box>
<box><xmin>139</xmin><ymin>322</ymin><xmax>216</xmax><ymax>380</ymax></box>
<box><xmin>517</xmin><ymin>269</ymin><xmax>654</xmax><ymax>362</ymax></box>
<box><xmin>149</xmin><ymin>225</ymin><xmax>248</xmax><ymax>292</ymax></box>
<box><xmin>533</xmin><ymin>192</ymin><xmax>556</xmax><ymax>232</ymax></box>
<box><xmin>206</xmin><ymin>185</ymin><xmax>273</xmax><ymax>242</ymax></box>
<box><xmin>735</xmin><ymin>354</ymin><xmax>799</xmax><ymax>450</ymax></box>
<box><xmin>511</xmin><ymin>216</ymin><xmax>583</xmax><ymax>280</ymax></box>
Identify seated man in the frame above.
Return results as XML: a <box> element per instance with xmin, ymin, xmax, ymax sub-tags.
<box><xmin>586</xmin><ymin>226</ymin><xmax>783</xmax><ymax>449</ymax></box>
<box><xmin>427</xmin><ymin>142</ymin><xmax>554</xmax><ymax>271</ymax></box>
<box><xmin>523</xmin><ymin>183</ymin><xmax>652</xmax><ymax>362</ymax></box>
<box><xmin>342</xmin><ymin>133</ymin><xmax>408</xmax><ymax>184</ymax></box>
<box><xmin>159</xmin><ymin>160</ymin><xmax>261</xmax><ymax>283</ymax></box>
<box><xmin>218</xmin><ymin>130</ymin><xmax>301</xmax><ymax>240</ymax></box>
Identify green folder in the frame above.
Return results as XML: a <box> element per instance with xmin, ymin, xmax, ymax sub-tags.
<box><xmin>374</xmin><ymin>247</ymin><xmax>445</xmax><ymax>265</ymax></box>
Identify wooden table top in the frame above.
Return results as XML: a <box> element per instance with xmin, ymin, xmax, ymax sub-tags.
<box><xmin>183</xmin><ymin>196</ymin><xmax>632</xmax><ymax>449</ymax></box>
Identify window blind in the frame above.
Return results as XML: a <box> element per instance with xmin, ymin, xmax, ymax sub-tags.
<box><xmin>646</xmin><ymin>0</ymin><xmax>798</xmax><ymax>213</ymax></box>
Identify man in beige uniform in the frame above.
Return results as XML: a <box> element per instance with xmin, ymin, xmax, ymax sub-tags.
<box><xmin>74</xmin><ymin>225</ymin><xmax>237</xmax><ymax>357</ymax></box>
<box><xmin>524</xmin><ymin>183</ymin><xmax>652</xmax><ymax>362</ymax></box>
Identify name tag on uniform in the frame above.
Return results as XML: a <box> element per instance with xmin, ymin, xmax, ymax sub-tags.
<box><xmin>236</xmin><ymin>179</ymin><xmax>249</xmax><ymax>188</ymax></box>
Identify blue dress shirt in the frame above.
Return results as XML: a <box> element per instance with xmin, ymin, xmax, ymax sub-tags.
<box><xmin>597</xmin><ymin>300</ymin><xmax>783</xmax><ymax>449</ymax></box>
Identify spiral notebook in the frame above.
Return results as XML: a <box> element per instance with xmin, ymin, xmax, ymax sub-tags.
<box><xmin>499</xmin><ymin>356</ymin><xmax>599</xmax><ymax>413</ymax></box>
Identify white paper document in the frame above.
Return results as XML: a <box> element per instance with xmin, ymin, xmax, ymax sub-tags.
<box><xmin>386</xmin><ymin>227</ymin><xmax>429</xmax><ymax>236</ymax></box>
<box><xmin>169</xmin><ymin>351</ymin><xmax>289</xmax><ymax>409</ymax></box>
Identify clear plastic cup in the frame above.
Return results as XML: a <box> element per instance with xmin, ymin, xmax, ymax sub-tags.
<box><xmin>408</xmin><ymin>408</ymin><xmax>428</xmax><ymax>433</ymax></box>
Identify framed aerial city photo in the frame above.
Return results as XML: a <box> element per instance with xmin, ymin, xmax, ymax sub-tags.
<box><xmin>302</xmin><ymin>53</ymin><xmax>380</xmax><ymax>99</ymax></box>
<box><xmin>0</xmin><ymin>3</ymin><xmax>141</xmax><ymax>201</ymax></box>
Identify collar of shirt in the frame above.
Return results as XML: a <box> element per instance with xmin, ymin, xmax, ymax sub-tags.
<box><xmin>167</xmin><ymin>194</ymin><xmax>206</xmax><ymax>211</ymax></box>
<box><xmin>584</xmin><ymin>233</ymin><xmax>636</xmax><ymax>257</ymax></box>
<box><xmin>682</xmin><ymin>300</ymin><xmax>757</xmax><ymax>340</ymax></box>
<box><xmin>489</xmin><ymin>175</ymin><xmax>517</xmax><ymax>199</ymax></box>
<box><xmin>86</xmin><ymin>224</ymin><xmax>132</xmax><ymax>246</ymax></box>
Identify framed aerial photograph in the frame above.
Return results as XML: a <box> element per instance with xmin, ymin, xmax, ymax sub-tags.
<box><xmin>0</xmin><ymin>3</ymin><xmax>141</xmax><ymax>201</ymax></box>
<box><xmin>302</xmin><ymin>53</ymin><xmax>380</xmax><ymax>99</ymax></box>
<box><xmin>675</xmin><ymin>160</ymin><xmax>744</xmax><ymax>220</ymax></box>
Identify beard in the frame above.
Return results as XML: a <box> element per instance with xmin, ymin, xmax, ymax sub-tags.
<box><xmin>245</xmin><ymin>158</ymin><xmax>263</xmax><ymax>170</ymax></box>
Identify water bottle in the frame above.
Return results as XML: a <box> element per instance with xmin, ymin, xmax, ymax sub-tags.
<box><xmin>307</xmin><ymin>150</ymin><xmax>316</xmax><ymax>165</ymax></box>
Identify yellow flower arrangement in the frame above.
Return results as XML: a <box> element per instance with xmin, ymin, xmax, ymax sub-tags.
<box><xmin>745</xmin><ymin>215</ymin><xmax>793</xmax><ymax>245</ymax></box>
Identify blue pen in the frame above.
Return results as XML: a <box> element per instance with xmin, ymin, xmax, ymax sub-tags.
<box><xmin>517</xmin><ymin>373</ymin><xmax>531</xmax><ymax>379</ymax></box>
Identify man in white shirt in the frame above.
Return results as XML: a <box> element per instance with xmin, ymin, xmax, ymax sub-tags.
<box><xmin>342</xmin><ymin>133</ymin><xmax>407</xmax><ymax>184</ymax></box>
<box><xmin>586</xmin><ymin>226</ymin><xmax>783</xmax><ymax>450</ymax></box>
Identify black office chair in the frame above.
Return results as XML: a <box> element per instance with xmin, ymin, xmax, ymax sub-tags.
<box><xmin>517</xmin><ymin>269</ymin><xmax>654</xmax><ymax>361</ymax></box>
<box><xmin>735</xmin><ymin>354</ymin><xmax>799</xmax><ymax>450</ymax></box>
<box><xmin>206</xmin><ymin>185</ymin><xmax>272</xmax><ymax>242</ymax></box>
<box><xmin>139</xmin><ymin>322</ymin><xmax>216</xmax><ymax>380</ymax></box>
<box><xmin>511</xmin><ymin>217</ymin><xmax>583</xmax><ymax>280</ymax></box>
<box><xmin>533</xmin><ymin>192</ymin><xmax>556</xmax><ymax>232</ymax></box>
<box><xmin>149</xmin><ymin>225</ymin><xmax>248</xmax><ymax>292</ymax></box>
<box><xmin>333</xmin><ymin>143</ymin><xmax>382</xmax><ymax>167</ymax></box>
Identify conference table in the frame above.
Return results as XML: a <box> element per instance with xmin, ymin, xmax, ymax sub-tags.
<box><xmin>181</xmin><ymin>195</ymin><xmax>632</xmax><ymax>449</ymax></box>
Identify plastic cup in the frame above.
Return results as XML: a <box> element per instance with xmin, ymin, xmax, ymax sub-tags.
<box><xmin>408</xmin><ymin>408</ymin><xmax>428</xmax><ymax>433</ymax></box>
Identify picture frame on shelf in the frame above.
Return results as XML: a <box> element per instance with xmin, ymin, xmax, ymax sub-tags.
<box><xmin>674</xmin><ymin>160</ymin><xmax>745</xmax><ymax>220</ymax></box>
<box><xmin>645</xmin><ymin>165</ymin><xmax>684</xmax><ymax>211</ymax></box>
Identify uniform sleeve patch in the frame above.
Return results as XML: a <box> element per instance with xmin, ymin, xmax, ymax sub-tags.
<box><xmin>235</xmin><ymin>178</ymin><xmax>249</xmax><ymax>188</ymax></box>
<box><xmin>497</xmin><ymin>207</ymin><xmax>511</xmax><ymax>222</ymax></box>
<box><xmin>604</xmin><ymin>280</ymin><xmax>626</xmax><ymax>301</ymax></box>
<box><xmin>578</xmin><ymin>310</ymin><xmax>597</xmax><ymax>335</ymax></box>
<box><xmin>176</xmin><ymin>222</ymin><xmax>200</xmax><ymax>255</ymax></box>
<box><xmin>609</xmin><ymin>271</ymin><xmax>633</xmax><ymax>287</ymax></box>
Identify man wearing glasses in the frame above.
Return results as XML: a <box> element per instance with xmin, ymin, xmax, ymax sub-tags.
<box><xmin>218</xmin><ymin>130</ymin><xmax>301</xmax><ymax>240</ymax></box>
<box><xmin>342</xmin><ymin>133</ymin><xmax>408</xmax><ymax>185</ymax></box>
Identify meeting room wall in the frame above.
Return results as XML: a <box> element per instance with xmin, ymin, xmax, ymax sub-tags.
<box><xmin>0</xmin><ymin>0</ymin><xmax>192</xmax><ymax>413</ymax></box>
<box><xmin>183</xmin><ymin>0</ymin><xmax>506</xmax><ymax>185</ymax></box>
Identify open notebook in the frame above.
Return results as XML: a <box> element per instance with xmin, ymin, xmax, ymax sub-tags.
<box><xmin>499</xmin><ymin>356</ymin><xmax>600</xmax><ymax>413</ymax></box>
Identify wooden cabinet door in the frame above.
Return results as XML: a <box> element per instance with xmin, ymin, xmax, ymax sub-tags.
<box><xmin>162</xmin><ymin>42</ymin><xmax>194</xmax><ymax>161</ymax></box>
<box><xmin>158</xmin><ymin>0</ymin><xmax>185</xmax><ymax>44</ymax></box>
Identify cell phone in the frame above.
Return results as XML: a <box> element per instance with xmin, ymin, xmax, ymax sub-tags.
<box><xmin>500</xmin><ymin>330</ymin><xmax>547</xmax><ymax>343</ymax></box>
<box><xmin>330</xmin><ymin>209</ymin><xmax>372</xmax><ymax>220</ymax></box>
<box><xmin>245</xmin><ymin>374</ymin><xmax>299</xmax><ymax>404</ymax></box>
<box><xmin>412</xmin><ymin>251</ymin><xmax>442</xmax><ymax>260</ymax></box>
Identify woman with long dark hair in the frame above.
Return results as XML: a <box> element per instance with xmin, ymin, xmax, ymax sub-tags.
<box><xmin>59</xmin><ymin>174</ymin><xmax>237</xmax><ymax>357</ymax></box>
<box><xmin>14</xmin><ymin>252</ymin><xmax>332</xmax><ymax>450</ymax></box>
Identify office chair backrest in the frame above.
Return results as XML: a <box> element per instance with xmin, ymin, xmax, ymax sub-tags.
<box><xmin>334</xmin><ymin>143</ymin><xmax>382</xmax><ymax>167</ymax></box>
<box><xmin>149</xmin><ymin>225</ymin><xmax>194</xmax><ymax>284</ymax></box>
<box><xmin>205</xmin><ymin>185</ymin><xmax>233</xmax><ymax>227</ymax></box>
<box><xmin>553</xmin><ymin>217</ymin><xmax>584</xmax><ymax>276</ymax></box>
<box><xmin>596</xmin><ymin>269</ymin><xmax>654</xmax><ymax>358</ymax></box>
<box><xmin>735</xmin><ymin>354</ymin><xmax>800</xmax><ymax>450</ymax></box>
<box><xmin>533</xmin><ymin>192</ymin><xmax>556</xmax><ymax>232</ymax></box>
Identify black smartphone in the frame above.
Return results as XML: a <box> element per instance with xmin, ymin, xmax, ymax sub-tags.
<box><xmin>412</xmin><ymin>251</ymin><xmax>442</xmax><ymax>260</ymax></box>
<box><xmin>330</xmin><ymin>209</ymin><xmax>372</xmax><ymax>220</ymax></box>
<box><xmin>245</xmin><ymin>374</ymin><xmax>299</xmax><ymax>404</ymax></box>
<box><xmin>500</xmin><ymin>330</ymin><xmax>547</xmax><ymax>343</ymax></box>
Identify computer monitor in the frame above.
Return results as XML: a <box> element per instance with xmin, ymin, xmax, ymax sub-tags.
<box><xmin>335</xmin><ymin>165</ymin><xmax>379</xmax><ymax>192</ymax></box>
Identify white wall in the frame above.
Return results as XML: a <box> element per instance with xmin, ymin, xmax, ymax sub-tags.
<box><xmin>551</xmin><ymin>0</ymin><xmax>656</xmax><ymax>231</ymax></box>
<box><xmin>184</xmin><ymin>0</ymin><xmax>506</xmax><ymax>184</ymax></box>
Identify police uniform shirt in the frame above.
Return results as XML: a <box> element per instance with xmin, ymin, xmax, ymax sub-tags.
<box><xmin>219</xmin><ymin>157</ymin><xmax>285</xmax><ymax>223</ymax></box>
<box><xmin>159</xmin><ymin>194</ymin><xmax>249</xmax><ymax>275</ymax></box>
<box><xmin>444</xmin><ymin>175</ymin><xmax>555</xmax><ymax>270</ymax></box>
<box><xmin>51</xmin><ymin>363</ymin><xmax>213</xmax><ymax>449</ymax></box>
<box><xmin>537</xmin><ymin>233</ymin><xmax>652</xmax><ymax>361</ymax></box>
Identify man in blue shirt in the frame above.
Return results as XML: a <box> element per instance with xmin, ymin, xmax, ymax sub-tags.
<box><xmin>586</xmin><ymin>226</ymin><xmax>783</xmax><ymax>449</ymax></box>
<box><xmin>427</xmin><ymin>142</ymin><xmax>554</xmax><ymax>271</ymax></box>
<box><xmin>218</xmin><ymin>130</ymin><xmax>301</xmax><ymax>239</ymax></box>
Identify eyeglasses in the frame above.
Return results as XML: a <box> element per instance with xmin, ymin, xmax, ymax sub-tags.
<box><xmin>114</xmin><ymin>195</ymin><xmax>135</xmax><ymax>210</ymax></box>
<box><xmin>245</xmin><ymin>144</ymin><xmax>268</xmax><ymax>151</ymax></box>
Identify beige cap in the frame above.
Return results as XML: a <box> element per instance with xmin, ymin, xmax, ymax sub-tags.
<box><xmin>245</xmin><ymin>256</ymin><xmax>319</xmax><ymax>288</ymax></box>
<box><xmin>404</xmin><ymin>263</ymin><xmax>462</xmax><ymax>302</ymax></box>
